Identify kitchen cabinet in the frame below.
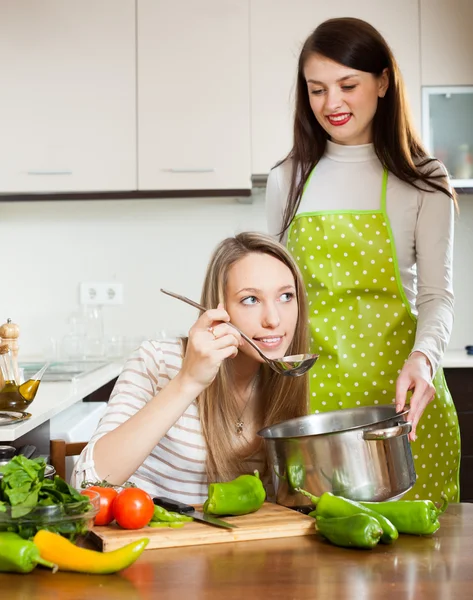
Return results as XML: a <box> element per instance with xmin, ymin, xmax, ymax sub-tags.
<box><xmin>250</xmin><ymin>0</ymin><xmax>421</xmax><ymax>175</ymax></box>
<box><xmin>0</xmin><ymin>1</ymin><xmax>136</xmax><ymax>193</ymax></box>
<box><xmin>137</xmin><ymin>0</ymin><xmax>252</xmax><ymax>191</ymax></box>
<box><xmin>420</xmin><ymin>0</ymin><xmax>473</xmax><ymax>86</ymax></box>
<box><xmin>444</xmin><ymin>368</ymin><xmax>473</xmax><ymax>502</ymax></box>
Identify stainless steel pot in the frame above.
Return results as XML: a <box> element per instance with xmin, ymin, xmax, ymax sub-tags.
<box><xmin>258</xmin><ymin>405</ymin><xmax>416</xmax><ymax>506</ymax></box>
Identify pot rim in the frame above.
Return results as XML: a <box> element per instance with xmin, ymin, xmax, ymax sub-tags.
<box><xmin>258</xmin><ymin>406</ymin><xmax>410</xmax><ymax>440</ymax></box>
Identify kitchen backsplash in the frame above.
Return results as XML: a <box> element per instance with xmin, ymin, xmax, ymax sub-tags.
<box><xmin>0</xmin><ymin>190</ymin><xmax>472</xmax><ymax>358</ymax></box>
<box><xmin>0</xmin><ymin>190</ymin><xmax>266</xmax><ymax>358</ymax></box>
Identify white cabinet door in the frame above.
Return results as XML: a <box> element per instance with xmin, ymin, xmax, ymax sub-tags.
<box><xmin>138</xmin><ymin>0</ymin><xmax>251</xmax><ymax>191</ymax></box>
<box><xmin>0</xmin><ymin>1</ymin><xmax>136</xmax><ymax>193</ymax></box>
<box><xmin>420</xmin><ymin>0</ymin><xmax>473</xmax><ymax>86</ymax></box>
<box><xmin>250</xmin><ymin>0</ymin><xmax>421</xmax><ymax>175</ymax></box>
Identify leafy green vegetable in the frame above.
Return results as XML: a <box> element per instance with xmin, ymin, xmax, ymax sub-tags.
<box><xmin>0</xmin><ymin>455</ymin><xmax>93</xmax><ymax>541</ymax></box>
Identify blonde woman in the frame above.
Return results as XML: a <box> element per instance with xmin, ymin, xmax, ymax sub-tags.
<box><xmin>72</xmin><ymin>232</ymin><xmax>309</xmax><ymax>502</ymax></box>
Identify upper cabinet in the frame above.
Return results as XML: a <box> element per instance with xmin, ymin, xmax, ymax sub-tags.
<box><xmin>3</xmin><ymin>1</ymin><xmax>470</xmax><ymax>194</ymax></box>
<box><xmin>420</xmin><ymin>0</ymin><xmax>473</xmax><ymax>86</ymax></box>
<box><xmin>0</xmin><ymin>1</ymin><xmax>136</xmax><ymax>193</ymax></box>
<box><xmin>250</xmin><ymin>0</ymin><xmax>421</xmax><ymax>175</ymax></box>
<box><xmin>137</xmin><ymin>0</ymin><xmax>252</xmax><ymax>191</ymax></box>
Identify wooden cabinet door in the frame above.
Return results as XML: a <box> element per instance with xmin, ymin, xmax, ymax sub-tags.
<box><xmin>420</xmin><ymin>0</ymin><xmax>473</xmax><ymax>86</ymax></box>
<box><xmin>138</xmin><ymin>0</ymin><xmax>252</xmax><ymax>191</ymax></box>
<box><xmin>250</xmin><ymin>0</ymin><xmax>421</xmax><ymax>175</ymax></box>
<box><xmin>0</xmin><ymin>1</ymin><xmax>136</xmax><ymax>193</ymax></box>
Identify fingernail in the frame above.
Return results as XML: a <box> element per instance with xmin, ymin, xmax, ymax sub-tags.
<box><xmin>395</xmin><ymin>404</ymin><xmax>402</xmax><ymax>413</ymax></box>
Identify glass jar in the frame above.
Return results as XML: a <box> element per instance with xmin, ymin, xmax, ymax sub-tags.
<box><xmin>0</xmin><ymin>345</ymin><xmax>47</xmax><ymax>411</ymax></box>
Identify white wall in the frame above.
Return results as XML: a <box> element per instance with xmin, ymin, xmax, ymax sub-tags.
<box><xmin>0</xmin><ymin>191</ymin><xmax>267</xmax><ymax>358</ymax></box>
<box><xmin>1</xmin><ymin>190</ymin><xmax>472</xmax><ymax>359</ymax></box>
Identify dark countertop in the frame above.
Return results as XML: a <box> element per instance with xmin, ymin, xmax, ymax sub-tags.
<box><xmin>2</xmin><ymin>503</ymin><xmax>472</xmax><ymax>599</ymax></box>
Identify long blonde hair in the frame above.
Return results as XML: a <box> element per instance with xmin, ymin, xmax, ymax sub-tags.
<box><xmin>189</xmin><ymin>232</ymin><xmax>309</xmax><ymax>482</ymax></box>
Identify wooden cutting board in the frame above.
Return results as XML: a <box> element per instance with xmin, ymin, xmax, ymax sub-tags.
<box><xmin>90</xmin><ymin>502</ymin><xmax>316</xmax><ymax>552</ymax></box>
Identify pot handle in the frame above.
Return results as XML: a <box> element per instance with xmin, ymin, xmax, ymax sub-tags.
<box><xmin>362</xmin><ymin>421</ymin><xmax>412</xmax><ymax>441</ymax></box>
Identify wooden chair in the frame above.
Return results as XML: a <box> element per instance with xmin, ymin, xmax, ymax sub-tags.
<box><xmin>50</xmin><ymin>439</ymin><xmax>87</xmax><ymax>481</ymax></box>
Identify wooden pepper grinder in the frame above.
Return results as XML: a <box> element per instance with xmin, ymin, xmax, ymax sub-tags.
<box><xmin>0</xmin><ymin>318</ymin><xmax>20</xmax><ymax>386</ymax></box>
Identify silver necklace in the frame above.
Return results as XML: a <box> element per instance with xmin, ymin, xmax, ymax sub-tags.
<box><xmin>235</xmin><ymin>374</ymin><xmax>259</xmax><ymax>436</ymax></box>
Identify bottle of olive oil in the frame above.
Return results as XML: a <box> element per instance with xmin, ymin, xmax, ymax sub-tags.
<box><xmin>0</xmin><ymin>345</ymin><xmax>46</xmax><ymax>411</ymax></box>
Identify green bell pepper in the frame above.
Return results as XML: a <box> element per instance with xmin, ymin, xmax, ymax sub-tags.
<box><xmin>203</xmin><ymin>470</ymin><xmax>266</xmax><ymax>516</ymax></box>
<box><xmin>316</xmin><ymin>514</ymin><xmax>384</xmax><ymax>549</ymax></box>
<box><xmin>359</xmin><ymin>493</ymin><xmax>448</xmax><ymax>535</ymax></box>
<box><xmin>297</xmin><ymin>487</ymin><xmax>398</xmax><ymax>544</ymax></box>
<box><xmin>0</xmin><ymin>532</ymin><xmax>57</xmax><ymax>573</ymax></box>
<box><xmin>286</xmin><ymin>444</ymin><xmax>306</xmax><ymax>490</ymax></box>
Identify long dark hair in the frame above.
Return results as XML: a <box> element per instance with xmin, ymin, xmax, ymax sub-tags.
<box><xmin>278</xmin><ymin>17</ymin><xmax>455</xmax><ymax>240</ymax></box>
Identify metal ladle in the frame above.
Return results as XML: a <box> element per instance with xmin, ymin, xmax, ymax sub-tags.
<box><xmin>160</xmin><ymin>289</ymin><xmax>319</xmax><ymax>377</ymax></box>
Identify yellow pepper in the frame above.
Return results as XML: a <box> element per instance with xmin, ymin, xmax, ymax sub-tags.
<box><xmin>33</xmin><ymin>530</ymin><xmax>149</xmax><ymax>574</ymax></box>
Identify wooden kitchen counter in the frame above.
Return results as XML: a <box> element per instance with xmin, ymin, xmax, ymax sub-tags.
<box><xmin>1</xmin><ymin>503</ymin><xmax>472</xmax><ymax>600</ymax></box>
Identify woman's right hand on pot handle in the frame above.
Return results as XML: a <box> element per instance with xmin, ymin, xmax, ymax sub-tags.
<box><xmin>395</xmin><ymin>351</ymin><xmax>435</xmax><ymax>441</ymax></box>
<box><xmin>177</xmin><ymin>303</ymin><xmax>241</xmax><ymax>395</ymax></box>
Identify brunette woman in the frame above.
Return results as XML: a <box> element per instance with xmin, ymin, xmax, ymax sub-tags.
<box><xmin>266</xmin><ymin>17</ymin><xmax>460</xmax><ymax>503</ymax></box>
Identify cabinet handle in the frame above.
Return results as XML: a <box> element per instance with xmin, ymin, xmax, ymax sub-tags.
<box><xmin>27</xmin><ymin>170</ymin><xmax>72</xmax><ymax>176</ymax></box>
<box><xmin>163</xmin><ymin>168</ymin><xmax>216</xmax><ymax>174</ymax></box>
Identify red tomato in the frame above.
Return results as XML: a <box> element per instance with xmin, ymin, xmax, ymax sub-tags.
<box><xmin>113</xmin><ymin>488</ymin><xmax>154</xmax><ymax>530</ymax></box>
<box><xmin>81</xmin><ymin>486</ymin><xmax>118</xmax><ymax>526</ymax></box>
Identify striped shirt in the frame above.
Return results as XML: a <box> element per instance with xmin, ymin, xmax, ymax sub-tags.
<box><xmin>71</xmin><ymin>339</ymin><xmax>267</xmax><ymax>504</ymax></box>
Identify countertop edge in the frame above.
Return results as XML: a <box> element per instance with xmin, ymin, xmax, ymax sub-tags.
<box><xmin>442</xmin><ymin>349</ymin><xmax>473</xmax><ymax>368</ymax></box>
<box><xmin>0</xmin><ymin>362</ymin><xmax>123</xmax><ymax>442</ymax></box>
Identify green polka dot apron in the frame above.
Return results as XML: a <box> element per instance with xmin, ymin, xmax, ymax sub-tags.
<box><xmin>288</xmin><ymin>169</ymin><xmax>461</xmax><ymax>503</ymax></box>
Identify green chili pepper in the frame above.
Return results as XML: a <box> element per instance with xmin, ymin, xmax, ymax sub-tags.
<box><xmin>316</xmin><ymin>514</ymin><xmax>384</xmax><ymax>549</ymax></box>
<box><xmin>359</xmin><ymin>493</ymin><xmax>448</xmax><ymax>535</ymax></box>
<box><xmin>330</xmin><ymin>468</ymin><xmax>351</xmax><ymax>496</ymax></box>
<box><xmin>319</xmin><ymin>468</ymin><xmax>376</xmax><ymax>499</ymax></box>
<box><xmin>297</xmin><ymin>487</ymin><xmax>398</xmax><ymax>544</ymax></box>
<box><xmin>150</xmin><ymin>505</ymin><xmax>194</xmax><ymax>524</ymax></box>
<box><xmin>0</xmin><ymin>532</ymin><xmax>57</xmax><ymax>573</ymax></box>
<box><xmin>320</xmin><ymin>467</ymin><xmax>351</xmax><ymax>497</ymax></box>
<box><xmin>203</xmin><ymin>470</ymin><xmax>266</xmax><ymax>516</ymax></box>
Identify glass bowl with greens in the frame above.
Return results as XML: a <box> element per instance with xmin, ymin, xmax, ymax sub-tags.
<box><xmin>0</xmin><ymin>455</ymin><xmax>99</xmax><ymax>541</ymax></box>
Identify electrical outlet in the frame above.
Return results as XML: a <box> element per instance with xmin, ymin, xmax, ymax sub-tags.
<box><xmin>80</xmin><ymin>282</ymin><xmax>124</xmax><ymax>305</ymax></box>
